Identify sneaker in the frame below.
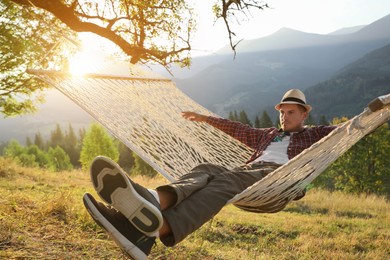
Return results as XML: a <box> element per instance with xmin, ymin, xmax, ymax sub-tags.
<box><xmin>90</xmin><ymin>156</ymin><xmax>162</xmax><ymax>236</ymax></box>
<box><xmin>83</xmin><ymin>193</ymin><xmax>155</xmax><ymax>260</ymax></box>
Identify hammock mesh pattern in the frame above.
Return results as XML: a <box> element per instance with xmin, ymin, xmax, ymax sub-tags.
<box><xmin>30</xmin><ymin>70</ymin><xmax>390</xmax><ymax>212</ymax></box>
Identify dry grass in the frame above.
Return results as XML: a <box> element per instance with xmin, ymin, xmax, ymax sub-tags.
<box><xmin>1</xmin><ymin>157</ymin><xmax>389</xmax><ymax>259</ymax></box>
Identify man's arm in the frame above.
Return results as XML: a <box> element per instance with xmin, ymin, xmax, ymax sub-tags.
<box><xmin>181</xmin><ymin>111</ymin><xmax>271</xmax><ymax>150</ymax></box>
<box><xmin>181</xmin><ymin>111</ymin><xmax>208</xmax><ymax>122</ymax></box>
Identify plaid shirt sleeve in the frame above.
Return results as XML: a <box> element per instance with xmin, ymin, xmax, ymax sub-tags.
<box><xmin>206</xmin><ymin>116</ymin><xmax>268</xmax><ymax>150</ymax></box>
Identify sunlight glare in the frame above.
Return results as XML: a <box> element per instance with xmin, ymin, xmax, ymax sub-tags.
<box><xmin>68</xmin><ymin>49</ymin><xmax>104</xmax><ymax>75</ymax></box>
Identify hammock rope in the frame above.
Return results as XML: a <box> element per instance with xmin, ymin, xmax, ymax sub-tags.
<box><xmin>29</xmin><ymin>69</ymin><xmax>390</xmax><ymax>212</ymax></box>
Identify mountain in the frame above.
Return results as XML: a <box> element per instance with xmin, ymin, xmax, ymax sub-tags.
<box><xmin>328</xmin><ymin>25</ymin><xmax>365</xmax><ymax>35</ymax></box>
<box><xmin>305</xmin><ymin>43</ymin><xmax>390</xmax><ymax>120</ymax></box>
<box><xmin>174</xmin><ymin>14</ymin><xmax>390</xmax><ymax>118</ymax></box>
<box><xmin>220</xmin><ymin>14</ymin><xmax>390</xmax><ymax>54</ymax></box>
<box><xmin>146</xmin><ymin>14</ymin><xmax>390</xmax><ymax>79</ymax></box>
<box><xmin>350</xmin><ymin>14</ymin><xmax>390</xmax><ymax>42</ymax></box>
<box><xmin>217</xmin><ymin>27</ymin><xmax>342</xmax><ymax>54</ymax></box>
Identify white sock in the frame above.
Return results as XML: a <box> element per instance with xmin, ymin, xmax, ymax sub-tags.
<box><xmin>147</xmin><ymin>189</ymin><xmax>160</xmax><ymax>237</ymax></box>
<box><xmin>148</xmin><ymin>189</ymin><xmax>160</xmax><ymax>204</ymax></box>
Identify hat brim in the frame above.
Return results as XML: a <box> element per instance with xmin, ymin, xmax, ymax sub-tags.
<box><xmin>275</xmin><ymin>101</ymin><xmax>312</xmax><ymax>112</ymax></box>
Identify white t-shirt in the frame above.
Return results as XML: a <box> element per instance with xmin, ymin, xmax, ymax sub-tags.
<box><xmin>251</xmin><ymin>135</ymin><xmax>290</xmax><ymax>165</ymax></box>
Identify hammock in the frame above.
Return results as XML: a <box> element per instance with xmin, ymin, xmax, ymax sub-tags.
<box><xmin>28</xmin><ymin>69</ymin><xmax>390</xmax><ymax>212</ymax></box>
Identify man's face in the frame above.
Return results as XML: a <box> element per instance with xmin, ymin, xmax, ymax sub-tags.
<box><xmin>279</xmin><ymin>104</ymin><xmax>308</xmax><ymax>132</ymax></box>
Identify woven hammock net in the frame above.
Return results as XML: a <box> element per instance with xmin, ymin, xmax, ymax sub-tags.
<box><xmin>29</xmin><ymin>69</ymin><xmax>390</xmax><ymax>212</ymax></box>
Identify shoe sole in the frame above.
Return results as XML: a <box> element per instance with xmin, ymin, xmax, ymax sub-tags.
<box><xmin>83</xmin><ymin>193</ymin><xmax>147</xmax><ymax>260</ymax></box>
<box><xmin>90</xmin><ymin>156</ymin><xmax>163</xmax><ymax>236</ymax></box>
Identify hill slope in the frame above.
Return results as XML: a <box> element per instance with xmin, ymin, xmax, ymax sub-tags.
<box><xmin>306</xmin><ymin>43</ymin><xmax>390</xmax><ymax>119</ymax></box>
<box><xmin>1</xmin><ymin>157</ymin><xmax>389</xmax><ymax>259</ymax></box>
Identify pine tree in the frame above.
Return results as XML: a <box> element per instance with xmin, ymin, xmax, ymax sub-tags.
<box><xmin>66</xmin><ymin>124</ymin><xmax>78</xmax><ymax>147</ymax></box>
<box><xmin>305</xmin><ymin>114</ymin><xmax>316</xmax><ymax>126</ymax></box>
<box><xmin>228</xmin><ymin>110</ymin><xmax>240</xmax><ymax>121</ymax></box>
<box><xmin>319</xmin><ymin>115</ymin><xmax>329</xmax><ymax>126</ymax></box>
<box><xmin>233</xmin><ymin>111</ymin><xmax>239</xmax><ymax>121</ymax></box>
<box><xmin>239</xmin><ymin>110</ymin><xmax>252</xmax><ymax>126</ymax></box>
<box><xmin>64</xmin><ymin>123</ymin><xmax>80</xmax><ymax>167</ymax></box>
<box><xmin>34</xmin><ymin>132</ymin><xmax>45</xmax><ymax>150</ymax></box>
<box><xmin>50</xmin><ymin>123</ymin><xmax>65</xmax><ymax>148</ymax></box>
<box><xmin>228</xmin><ymin>111</ymin><xmax>235</xmax><ymax>121</ymax></box>
<box><xmin>254</xmin><ymin>115</ymin><xmax>261</xmax><ymax>128</ymax></box>
<box><xmin>26</xmin><ymin>137</ymin><xmax>32</xmax><ymax>146</ymax></box>
<box><xmin>259</xmin><ymin>110</ymin><xmax>274</xmax><ymax>127</ymax></box>
<box><xmin>79</xmin><ymin>127</ymin><xmax>86</xmax><ymax>141</ymax></box>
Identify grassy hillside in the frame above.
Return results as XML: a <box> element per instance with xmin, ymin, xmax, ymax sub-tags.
<box><xmin>1</xmin><ymin>157</ymin><xmax>389</xmax><ymax>259</ymax></box>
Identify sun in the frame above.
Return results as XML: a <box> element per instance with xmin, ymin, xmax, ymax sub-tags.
<box><xmin>67</xmin><ymin>32</ymin><xmax>118</xmax><ymax>75</ymax></box>
<box><xmin>68</xmin><ymin>49</ymin><xmax>105</xmax><ymax>75</ymax></box>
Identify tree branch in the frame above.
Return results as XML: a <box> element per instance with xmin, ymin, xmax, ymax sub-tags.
<box><xmin>10</xmin><ymin>0</ymin><xmax>192</xmax><ymax>66</ymax></box>
<box><xmin>11</xmin><ymin>0</ymin><xmax>143</xmax><ymax>63</ymax></box>
<box><xmin>217</xmin><ymin>0</ymin><xmax>269</xmax><ymax>56</ymax></box>
<box><xmin>11</xmin><ymin>0</ymin><xmax>268</xmax><ymax>66</ymax></box>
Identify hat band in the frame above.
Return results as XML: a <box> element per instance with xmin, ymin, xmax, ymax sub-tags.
<box><xmin>282</xmin><ymin>97</ymin><xmax>306</xmax><ymax>105</ymax></box>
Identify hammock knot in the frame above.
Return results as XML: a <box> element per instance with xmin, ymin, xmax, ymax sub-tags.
<box><xmin>347</xmin><ymin>108</ymin><xmax>370</xmax><ymax>134</ymax></box>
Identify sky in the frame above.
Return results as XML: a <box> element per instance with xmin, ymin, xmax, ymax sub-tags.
<box><xmin>74</xmin><ymin>0</ymin><xmax>390</xmax><ymax>70</ymax></box>
<box><xmin>190</xmin><ymin>0</ymin><xmax>390</xmax><ymax>55</ymax></box>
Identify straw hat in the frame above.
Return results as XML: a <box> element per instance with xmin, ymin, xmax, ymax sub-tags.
<box><xmin>275</xmin><ymin>89</ymin><xmax>312</xmax><ymax>112</ymax></box>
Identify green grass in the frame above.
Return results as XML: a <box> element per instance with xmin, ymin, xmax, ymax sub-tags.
<box><xmin>1</xmin><ymin>157</ymin><xmax>389</xmax><ymax>259</ymax></box>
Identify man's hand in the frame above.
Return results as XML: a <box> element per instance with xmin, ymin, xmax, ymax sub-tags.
<box><xmin>182</xmin><ymin>111</ymin><xmax>208</xmax><ymax>122</ymax></box>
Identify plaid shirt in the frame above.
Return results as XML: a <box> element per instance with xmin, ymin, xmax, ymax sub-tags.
<box><xmin>207</xmin><ymin>116</ymin><xmax>336</xmax><ymax>164</ymax></box>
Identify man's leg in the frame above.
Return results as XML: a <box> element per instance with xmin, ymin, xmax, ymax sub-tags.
<box><xmin>158</xmin><ymin>163</ymin><xmax>279</xmax><ymax>246</ymax></box>
<box><xmin>90</xmin><ymin>158</ymin><xmax>231</xmax><ymax>235</ymax></box>
<box><xmin>156</xmin><ymin>163</ymin><xmax>231</xmax><ymax>207</ymax></box>
<box><xmin>88</xmin><ymin>157</ymin><xmax>278</xmax><ymax>247</ymax></box>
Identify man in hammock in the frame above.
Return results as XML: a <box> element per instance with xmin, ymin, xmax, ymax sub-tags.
<box><xmin>83</xmin><ymin>89</ymin><xmax>336</xmax><ymax>259</ymax></box>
